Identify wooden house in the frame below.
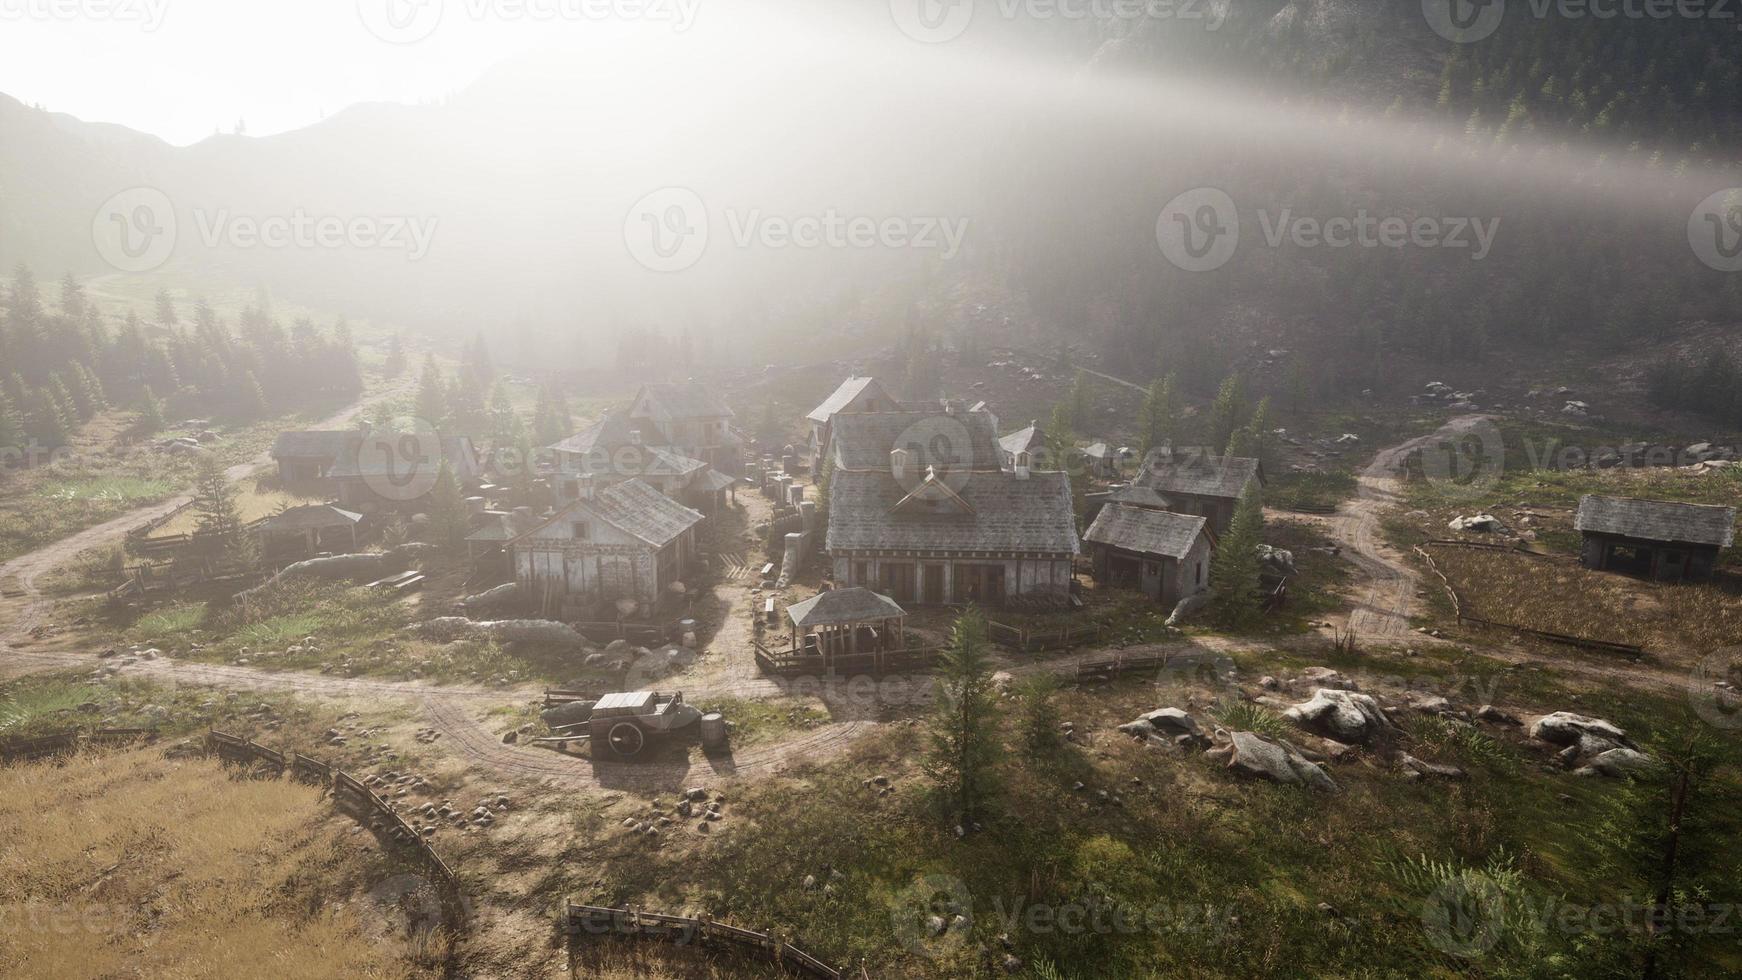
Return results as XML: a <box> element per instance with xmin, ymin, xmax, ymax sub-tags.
<box><xmin>1574</xmin><ymin>494</ymin><xmax>1735</xmax><ymax>582</ymax></box>
<box><xmin>507</xmin><ymin>479</ymin><xmax>704</xmax><ymax>612</ymax></box>
<box><xmin>806</xmin><ymin>376</ymin><xmax>897</xmax><ymax>473</ymax></box>
<box><xmin>546</xmin><ymin>406</ymin><xmax>736</xmax><ymax>514</ymax></box>
<box><xmin>1083</xmin><ymin>503</ymin><xmax>1212</xmax><ymax>607</ymax></box>
<box><xmin>1127</xmin><ymin>449</ymin><xmax>1263</xmax><ymax>535</ymax></box>
<box><xmin>824</xmin><ymin>410</ymin><xmax>1079</xmax><ymax>606</ymax></box>
<box><xmin>627</xmin><ymin>383</ymin><xmax>743</xmax><ymax>476</ymax></box>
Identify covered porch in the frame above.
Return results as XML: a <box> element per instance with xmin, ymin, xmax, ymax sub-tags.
<box><xmin>754</xmin><ymin>587</ymin><xmax>938</xmax><ymax>676</ymax></box>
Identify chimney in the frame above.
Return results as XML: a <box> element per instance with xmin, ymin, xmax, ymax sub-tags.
<box><xmin>890</xmin><ymin>447</ymin><xmax>911</xmax><ymax>483</ymax></box>
<box><xmin>576</xmin><ymin>474</ymin><xmax>596</xmax><ymax>501</ymax></box>
<box><xmin>1014</xmin><ymin>452</ymin><xmax>1030</xmax><ymax>479</ymax></box>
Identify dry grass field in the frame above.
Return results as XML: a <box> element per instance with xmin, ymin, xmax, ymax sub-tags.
<box><xmin>0</xmin><ymin>746</ymin><xmax>433</xmax><ymax>980</ymax></box>
<box><xmin>1422</xmin><ymin>545</ymin><xmax>1742</xmax><ymax>660</ymax></box>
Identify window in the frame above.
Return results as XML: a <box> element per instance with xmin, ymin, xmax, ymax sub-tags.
<box><xmin>1196</xmin><ymin>561</ymin><xmax>1204</xmax><ymax>585</ymax></box>
<box><xmin>854</xmin><ymin>561</ymin><xmax>868</xmax><ymax>583</ymax></box>
<box><xmin>572</xmin><ymin>522</ymin><xmax>590</xmax><ymax>540</ymax></box>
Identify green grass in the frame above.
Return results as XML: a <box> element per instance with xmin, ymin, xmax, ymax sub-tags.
<box><xmin>1266</xmin><ymin>470</ymin><xmax>1357</xmax><ymax>512</ymax></box>
<box><xmin>0</xmin><ymin>680</ymin><xmax>108</xmax><ymax>736</ymax></box>
<box><xmin>132</xmin><ymin>603</ymin><xmax>208</xmax><ymax>639</ymax></box>
<box><xmin>37</xmin><ymin>475</ymin><xmax>179</xmax><ymax>504</ymax></box>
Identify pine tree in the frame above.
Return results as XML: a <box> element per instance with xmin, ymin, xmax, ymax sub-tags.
<box><xmin>1209</xmin><ymin>484</ymin><xmax>1264</xmax><ymax>628</ymax></box>
<box><xmin>154</xmin><ymin>288</ymin><xmax>178</xmax><ymax>328</ymax></box>
<box><xmin>60</xmin><ymin>367</ymin><xmax>96</xmax><ymax>422</ymax></box>
<box><xmin>414</xmin><ymin>354</ymin><xmax>447</xmax><ymax>429</ymax></box>
<box><xmin>238</xmin><ymin>370</ymin><xmax>268</xmax><ymax>418</ymax></box>
<box><xmin>926</xmin><ymin>608</ymin><xmax>1000</xmax><ymax>826</ymax></box>
<box><xmin>22</xmin><ymin>389</ymin><xmax>67</xmax><ymax>446</ymax></box>
<box><xmin>383</xmin><ymin>333</ymin><xmax>407</xmax><ymax>378</ymax></box>
<box><xmin>1068</xmin><ymin>369</ymin><xmax>1092</xmax><ymax>435</ymax></box>
<box><xmin>0</xmin><ymin>388</ymin><xmax>21</xmax><ymax>453</ymax></box>
<box><xmin>137</xmin><ymin>386</ymin><xmax>165</xmax><ymax>434</ymax></box>
<box><xmin>428</xmin><ymin>460</ymin><xmax>470</xmax><ymax>551</ymax></box>
<box><xmin>1208</xmin><ymin>373</ymin><xmax>1247</xmax><ymax>452</ymax></box>
<box><xmin>190</xmin><ymin>453</ymin><xmax>257</xmax><ymax>569</ymax></box>
<box><xmin>1140</xmin><ymin>374</ymin><xmax>1177</xmax><ymax>454</ymax></box>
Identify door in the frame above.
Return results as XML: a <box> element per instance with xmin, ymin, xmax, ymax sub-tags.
<box><xmin>882</xmin><ymin>562</ymin><xmax>915</xmax><ymax>603</ymax></box>
<box><xmin>922</xmin><ymin>564</ymin><xmax>945</xmax><ymax>604</ymax></box>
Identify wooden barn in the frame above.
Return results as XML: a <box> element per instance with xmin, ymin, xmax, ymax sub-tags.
<box><xmin>1083</xmin><ymin>503</ymin><xmax>1213</xmax><ymax>607</ymax></box>
<box><xmin>507</xmin><ymin>479</ymin><xmax>703</xmax><ymax>613</ymax></box>
<box><xmin>1574</xmin><ymin>494</ymin><xmax>1735</xmax><ymax>583</ymax></box>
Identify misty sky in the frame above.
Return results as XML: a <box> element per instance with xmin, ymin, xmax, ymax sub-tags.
<box><xmin>0</xmin><ymin>0</ymin><xmax>730</xmax><ymax>144</ymax></box>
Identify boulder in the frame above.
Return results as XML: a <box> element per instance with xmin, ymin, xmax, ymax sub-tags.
<box><xmin>1297</xmin><ymin>666</ymin><xmax>1357</xmax><ymax>691</ymax></box>
<box><xmin>1576</xmin><ymin>748</ymin><xmax>1656</xmax><ymax>778</ymax></box>
<box><xmin>1528</xmin><ymin>712</ymin><xmax>1635</xmax><ymax>751</ymax></box>
<box><xmin>1284</xmin><ymin>689</ymin><xmax>1396</xmax><ymax>745</ymax></box>
<box><xmin>1448</xmin><ymin>514</ymin><xmax>1504</xmax><ymax>534</ymax></box>
<box><xmin>1137</xmin><ymin>708</ymin><xmax>1201</xmax><ymax>737</ymax></box>
<box><xmin>1396</xmin><ymin>753</ymin><xmax>1466</xmax><ymax>780</ymax></box>
<box><xmin>1208</xmin><ymin>731</ymin><xmax>1338</xmax><ymax>791</ymax></box>
<box><xmin>1476</xmin><ymin>704</ymin><xmax>1521</xmax><ymax>726</ymax></box>
<box><xmin>1256</xmin><ymin>545</ymin><xmax>1297</xmax><ymax>578</ymax></box>
<box><xmin>457</xmin><ymin>582</ymin><xmax>520</xmax><ymax>613</ymax></box>
<box><xmin>1165</xmin><ymin>591</ymin><xmax>1213</xmax><ymax>627</ymax></box>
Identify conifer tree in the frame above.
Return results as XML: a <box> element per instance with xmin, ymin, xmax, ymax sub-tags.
<box><xmin>1208</xmin><ymin>373</ymin><xmax>1247</xmax><ymax>453</ymax></box>
<box><xmin>1140</xmin><ymin>374</ymin><xmax>1177</xmax><ymax>455</ymax></box>
<box><xmin>383</xmin><ymin>333</ymin><xmax>407</xmax><ymax>378</ymax></box>
<box><xmin>1209</xmin><ymin>483</ymin><xmax>1264</xmax><ymax>628</ymax></box>
<box><xmin>414</xmin><ymin>354</ymin><xmax>447</xmax><ymax>429</ymax></box>
<box><xmin>926</xmin><ymin>608</ymin><xmax>1000</xmax><ymax>826</ymax></box>
<box><xmin>428</xmin><ymin>460</ymin><xmax>470</xmax><ymax>551</ymax></box>
<box><xmin>137</xmin><ymin>386</ymin><xmax>165</xmax><ymax>434</ymax></box>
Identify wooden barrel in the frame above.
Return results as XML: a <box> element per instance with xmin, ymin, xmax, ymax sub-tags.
<box><xmin>699</xmin><ymin>713</ymin><xmax>728</xmax><ymax>750</ymax></box>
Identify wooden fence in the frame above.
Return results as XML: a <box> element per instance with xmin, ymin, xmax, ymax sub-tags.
<box><xmin>1413</xmin><ymin>545</ymin><xmax>1645</xmax><ymax>660</ymax></box>
<box><xmin>987</xmin><ymin>620</ymin><xmax>1107</xmax><ymax>654</ymax></box>
<box><xmin>0</xmin><ymin>727</ymin><xmax>154</xmax><ymax>764</ymax></box>
<box><xmin>1072</xmin><ymin>651</ymin><xmax>1170</xmax><ymax>683</ymax></box>
<box><xmin>207</xmin><ymin>730</ymin><xmax>467</xmax><ymax>922</ymax></box>
<box><xmin>563</xmin><ymin>903</ymin><xmax>842</xmax><ymax>979</ymax></box>
<box><xmin>752</xmin><ymin>641</ymin><xmax>942</xmax><ymax>677</ymax></box>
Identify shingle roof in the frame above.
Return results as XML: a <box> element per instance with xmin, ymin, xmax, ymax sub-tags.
<box><xmin>807</xmin><ymin>377</ymin><xmax>886</xmax><ymax>423</ymax></box>
<box><xmin>826</xmin><ymin>468</ymin><xmax>1079</xmax><ymax>554</ymax></box>
<box><xmin>635</xmin><ymin>383</ymin><xmax>734</xmax><ymax>422</ymax></box>
<box><xmin>587</xmin><ymin>479</ymin><xmax>705</xmax><ymax>547</ymax></box>
<box><xmin>326</xmin><ymin>435</ymin><xmax>481</xmax><ymax>481</ymax></box>
<box><xmin>1575</xmin><ymin>495</ymin><xmax>1736</xmax><ymax>548</ymax></box>
<box><xmin>1109</xmin><ymin>485</ymin><xmax>1176</xmax><ymax>510</ymax></box>
<box><xmin>1084</xmin><ymin>504</ymin><xmax>1208</xmax><ymax>559</ymax></box>
<box><xmin>695</xmin><ymin>468</ymin><xmax>740</xmax><ymax>493</ymax></box>
<box><xmin>829</xmin><ymin>410</ymin><xmax>1005</xmax><ymax>472</ymax></box>
<box><xmin>547</xmin><ymin>408</ymin><xmax>640</xmax><ymax>456</ymax></box>
<box><xmin>1134</xmin><ymin>451</ymin><xmax>1261</xmax><ymax>501</ymax></box>
<box><xmin>786</xmin><ymin>587</ymin><xmax>908</xmax><ymax>628</ymax></box>
<box><xmin>257</xmin><ymin>504</ymin><xmax>363</xmax><ymax>532</ymax></box>
<box><xmin>270</xmin><ymin>431</ymin><xmax>357</xmax><ymax>461</ymax></box>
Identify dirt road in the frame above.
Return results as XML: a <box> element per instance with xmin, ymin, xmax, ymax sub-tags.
<box><xmin>1330</xmin><ymin>415</ymin><xmax>1493</xmax><ymax>639</ymax></box>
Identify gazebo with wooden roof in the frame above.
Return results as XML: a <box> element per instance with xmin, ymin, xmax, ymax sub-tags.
<box><xmin>782</xmin><ymin>587</ymin><xmax>908</xmax><ymax>664</ymax></box>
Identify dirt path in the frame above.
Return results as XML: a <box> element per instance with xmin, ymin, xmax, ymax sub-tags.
<box><xmin>1328</xmin><ymin>415</ymin><xmax>1493</xmax><ymax>639</ymax></box>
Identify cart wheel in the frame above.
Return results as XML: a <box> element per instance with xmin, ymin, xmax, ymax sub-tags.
<box><xmin>606</xmin><ymin>722</ymin><xmax>646</xmax><ymax>757</ymax></box>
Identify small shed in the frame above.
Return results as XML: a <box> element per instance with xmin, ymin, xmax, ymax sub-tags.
<box><xmin>1574</xmin><ymin>494</ymin><xmax>1735</xmax><ymax>582</ymax></box>
<box><xmin>783</xmin><ymin>587</ymin><xmax>908</xmax><ymax>663</ymax></box>
<box><xmin>1083</xmin><ymin>503</ymin><xmax>1213</xmax><ymax>607</ymax></box>
<box><xmin>256</xmin><ymin>504</ymin><xmax>362</xmax><ymax>559</ymax></box>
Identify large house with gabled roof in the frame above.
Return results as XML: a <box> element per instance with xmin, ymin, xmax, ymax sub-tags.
<box><xmin>806</xmin><ymin>376</ymin><xmax>898</xmax><ymax>472</ymax></box>
<box><xmin>1125</xmin><ymin>448</ymin><xmax>1264</xmax><ymax>535</ymax></box>
<box><xmin>824</xmin><ymin>408</ymin><xmax>1079</xmax><ymax>606</ymax></box>
<box><xmin>627</xmin><ymin>382</ymin><xmax>743</xmax><ymax>475</ymax></box>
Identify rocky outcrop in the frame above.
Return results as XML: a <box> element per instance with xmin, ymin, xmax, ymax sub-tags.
<box><xmin>413</xmin><ymin>617</ymin><xmax>586</xmax><ymax>649</ymax></box>
<box><xmin>1207</xmin><ymin>730</ymin><xmax>1338</xmax><ymax>791</ymax></box>
<box><xmin>1284</xmin><ymin>689</ymin><xmax>1396</xmax><ymax>745</ymax></box>
<box><xmin>456</xmin><ymin>582</ymin><xmax>521</xmax><ymax>613</ymax></box>
<box><xmin>1116</xmin><ymin>708</ymin><xmax>1205</xmax><ymax>747</ymax></box>
<box><xmin>1529</xmin><ymin>712</ymin><xmax>1652</xmax><ymax>777</ymax></box>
